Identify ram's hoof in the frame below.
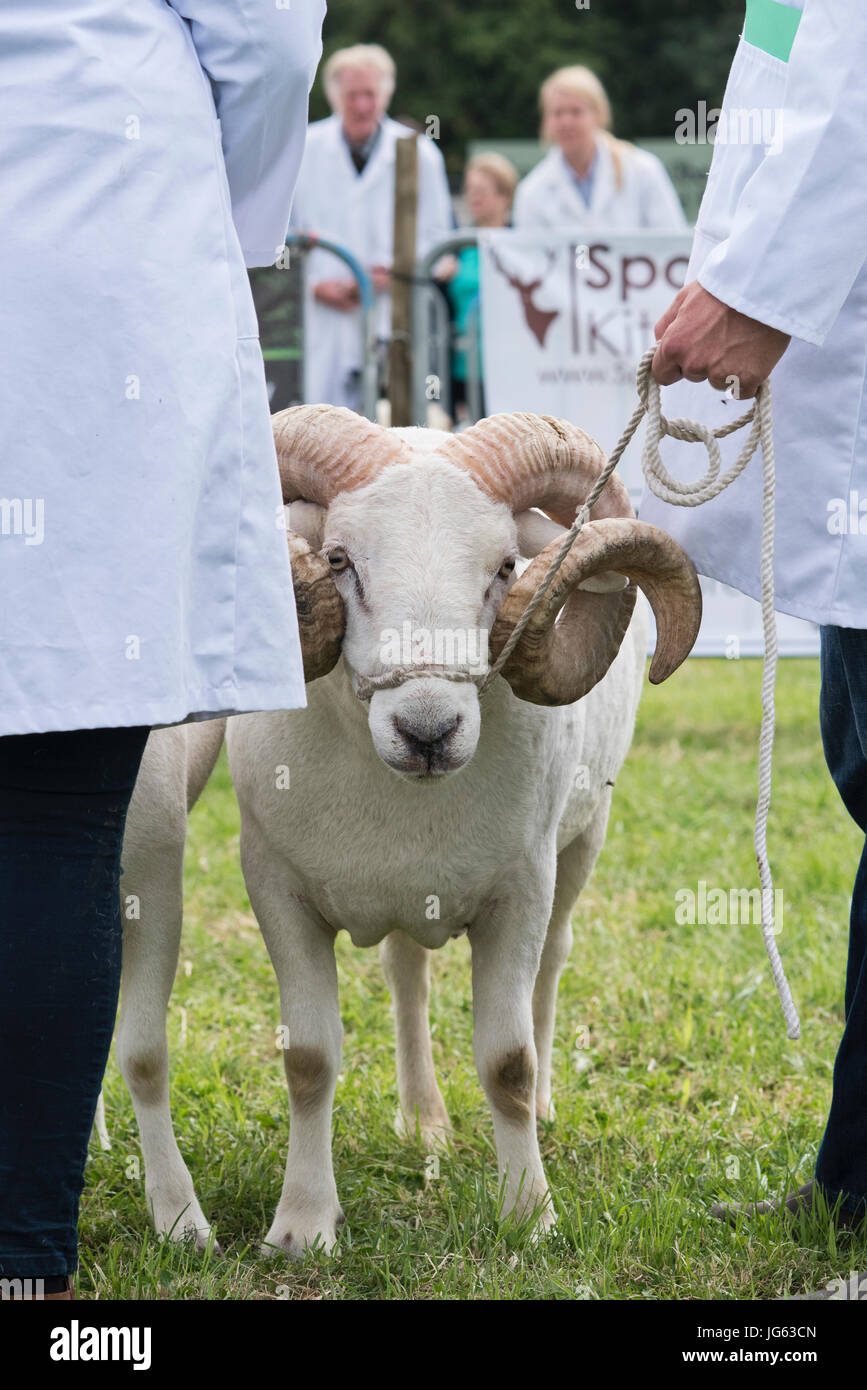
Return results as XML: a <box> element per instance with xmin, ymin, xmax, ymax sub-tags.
<box><xmin>394</xmin><ymin>1107</ymin><xmax>452</xmax><ymax>1151</ymax></box>
<box><xmin>261</xmin><ymin>1210</ymin><xmax>344</xmax><ymax>1260</ymax></box>
<box><xmin>535</xmin><ymin>1095</ymin><xmax>556</xmax><ymax>1122</ymax></box>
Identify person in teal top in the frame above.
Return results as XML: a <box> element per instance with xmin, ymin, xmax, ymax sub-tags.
<box><xmin>446</xmin><ymin>241</ymin><xmax>481</xmax><ymax>389</ymax></box>
<box><xmin>438</xmin><ymin>153</ymin><xmax>518</xmax><ymax>423</ymax></box>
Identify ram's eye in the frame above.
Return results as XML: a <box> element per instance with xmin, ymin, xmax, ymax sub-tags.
<box><xmin>327</xmin><ymin>549</ymin><xmax>351</xmax><ymax>573</ymax></box>
<box><xmin>498</xmin><ymin>557</ymin><xmax>517</xmax><ymax>579</ymax></box>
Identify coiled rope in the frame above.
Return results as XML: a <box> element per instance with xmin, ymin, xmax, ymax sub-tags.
<box><xmin>357</xmin><ymin>346</ymin><xmax>800</xmax><ymax>1040</ymax></box>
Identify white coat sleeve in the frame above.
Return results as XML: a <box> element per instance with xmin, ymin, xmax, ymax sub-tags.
<box><xmin>416</xmin><ymin>137</ymin><xmax>455</xmax><ymax>260</ymax></box>
<box><xmin>287</xmin><ymin>143</ymin><xmax>313</xmax><ymax>234</ymax></box>
<box><xmin>697</xmin><ymin>0</ymin><xmax>867</xmax><ymax>345</ymax></box>
<box><xmin>167</xmin><ymin>0</ymin><xmax>325</xmax><ymax>267</ymax></box>
<box><xmin>638</xmin><ymin>154</ymin><xmax>688</xmax><ymax>229</ymax></box>
<box><xmin>512</xmin><ymin>174</ymin><xmax>542</xmax><ymax>230</ymax></box>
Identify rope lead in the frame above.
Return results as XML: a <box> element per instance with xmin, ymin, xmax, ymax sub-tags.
<box><xmin>639</xmin><ymin>350</ymin><xmax>798</xmax><ymax>1040</ymax></box>
<box><xmin>482</xmin><ymin>347</ymin><xmax>799</xmax><ymax>1039</ymax></box>
<box><xmin>361</xmin><ymin>347</ymin><xmax>800</xmax><ymax>1040</ymax></box>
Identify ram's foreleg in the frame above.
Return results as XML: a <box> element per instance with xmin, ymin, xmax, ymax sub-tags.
<box><xmin>245</xmin><ymin>855</ymin><xmax>345</xmax><ymax>1259</ymax></box>
<box><xmin>471</xmin><ymin>873</ymin><xmax>555</xmax><ymax>1236</ymax></box>
<box><xmin>534</xmin><ymin>788</ymin><xmax>613</xmax><ymax>1121</ymax></box>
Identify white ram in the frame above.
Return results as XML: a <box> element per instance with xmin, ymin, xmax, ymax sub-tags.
<box><xmin>115</xmin><ymin>407</ymin><xmax>700</xmax><ymax>1254</ymax></box>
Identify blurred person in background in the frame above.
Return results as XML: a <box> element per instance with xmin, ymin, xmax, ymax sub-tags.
<box><xmin>436</xmin><ymin>152</ymin><xmax>519</xmax><ymax>424</ymax></box>
<box><xmin>513</xmin><ymin>65</ymin><xmax>686</xmax><ymax>232</ymax></box>
<box><xmin>291</xmin><ymin>43</ymin><xmax>453</xmax><ymax>411</ymax></box>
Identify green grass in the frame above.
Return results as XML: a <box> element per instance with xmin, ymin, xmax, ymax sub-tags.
<box><xmin>80</xmin><ymin>658</ymin><xmax>867</xmax><ymax>1300</ymax></box>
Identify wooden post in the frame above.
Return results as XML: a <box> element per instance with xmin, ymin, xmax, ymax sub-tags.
<box><xmin>389</xmin><ymin>135</ymin><xmax>418</xmax><ymax>427</ymax></box>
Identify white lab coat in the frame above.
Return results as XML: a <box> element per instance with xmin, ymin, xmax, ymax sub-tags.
<box><xmin>639</xmin><ymin>0</ymin><xmax>867</xmax><ymax>628</ymax></box>
<box><xmin>0</xmin><ymin>0</ymin><xmax>324</xmax><ymax>737</ymax></box>
<box><xmin>290</xmin><ymin>114</ymin><xmax>454</xmax><ymax>409</ymax></box>
<box><xmin>512</xmin><ymin>136</ymin><xmax>687</xmax><ymax>234</ymax></box>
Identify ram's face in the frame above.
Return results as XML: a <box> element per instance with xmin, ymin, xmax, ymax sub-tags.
<box><xmin>322</xmin><ymin>461</ymin><xmax>518</xmax><ymax>778</ymax></box>
<box><xmin>280</xmin><ymin>410</ymin><xmax>703</xmax><ymax>777</ymax></box>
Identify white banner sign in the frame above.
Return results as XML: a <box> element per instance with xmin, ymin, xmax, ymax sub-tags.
<box><xmin>478</xmin><ymin>229</ymin><xmax>818</xmax><ymax>657</ymax></box>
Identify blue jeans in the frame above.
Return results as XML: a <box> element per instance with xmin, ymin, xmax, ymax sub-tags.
<box><xmin>0</xmin><ymin>725</ymin><xmax>149</xmax><ymax>1277</ymax></box>
<box><xmin>815</xmin><ymin>626</ymin><xmax>867</xmax><ymax>1215</ymax></box>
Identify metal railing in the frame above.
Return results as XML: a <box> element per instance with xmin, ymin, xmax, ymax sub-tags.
<box><xmin>262</xmin><ymin>232</ymin><xmax>485</xmax><ymax>426</ymax></box>
<box><xmin>284</xmin><ymin>233</ymin><xmax>379</xmax><ymax>421</ymax></box>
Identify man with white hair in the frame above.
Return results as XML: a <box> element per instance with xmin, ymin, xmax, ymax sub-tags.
<box><xmin>290</xmin><ymin>43</ymin><xmax>453</xmax><ymax>411</ymax></box>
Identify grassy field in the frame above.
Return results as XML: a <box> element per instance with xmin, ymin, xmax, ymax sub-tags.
<box><xmin>80</xmin><ymin>658</ymin><xmax>867</xmax><ymax>1300</ymax></box>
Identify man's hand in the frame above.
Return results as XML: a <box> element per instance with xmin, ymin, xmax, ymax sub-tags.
<box><xmin>313</xmin><ymin>279</ymin><xmax>360</xmax><ymax>310</ymax></box>
<box><xmin>370</xmin><ymin>264</ymin><xmax>391</xmax><ymax>293</ymax></box>
<box><xmin>652</xmin><ymin>281</ymin><xmax>791</xmax><ymax>398</ymax></box>
<box><xmin>432</xmin><ymin>254</ymin><xmax>459</xmax><ymax>283</ymax></box>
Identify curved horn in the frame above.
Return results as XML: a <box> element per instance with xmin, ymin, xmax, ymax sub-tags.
<box><xmin>287</xmin><ymin>532</ymin><xmax>345</xmax><ymax>683</ymax></box>
<box><xmin>438</xmin><ymin>413</ymin><xmax>633</xmax><ymax>525</ymax></box>
<box><xmin>273</xmin><ymin>403</ymin><xmax>412</xmax><ymax>506</ymax></box>
<box><xmin>490</xmin><ymin>518</ymin><xmax>702</xmax><ymax>706</ymax></box>
<box><xmin>272</xmin><ymin>406</ymin><xmax>411</xmax><ymax>682</ymax></box>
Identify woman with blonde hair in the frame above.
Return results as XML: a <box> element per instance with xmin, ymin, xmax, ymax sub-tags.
<box><xmin>514</xmin><ymin>65</ymin><xmax>685</xmax><ymax>230</ymax></box>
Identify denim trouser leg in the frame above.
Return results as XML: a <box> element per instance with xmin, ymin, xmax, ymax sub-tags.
<box><xmin>0</xmin><ymin>725</ymin><xmax>149</xmax><ymax>1277</ymax></box>
<box><xmin>815</xmin><ymin>626</ymin><xmax>867</xmax><ymax>1214</ymax></box>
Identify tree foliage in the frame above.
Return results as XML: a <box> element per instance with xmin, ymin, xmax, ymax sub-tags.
<box><xmin>312</xmin><ymin>0</ymin><xmax>746</xmax><ymax>175</ymax></box>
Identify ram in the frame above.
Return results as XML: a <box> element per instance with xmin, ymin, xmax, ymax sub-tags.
<box><xmin>115</xmin><ymin>406</ymin><xmax>701</xmax><ymax>1255</ymax></box>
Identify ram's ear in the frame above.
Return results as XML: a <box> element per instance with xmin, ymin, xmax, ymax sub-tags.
<box><xmin>514</xmin><ymin>508</ymin><xmax>629</xmax><ymax>592</ymax></box>
<box><xmin>286</xmin><ymin>500</ymin><xmax>327</xmax><ymax>550</ymax></box>
<box><xmin>515</xmin><ymin>508</ymin><xmax>563</xmax><ymax>558</ymax></box>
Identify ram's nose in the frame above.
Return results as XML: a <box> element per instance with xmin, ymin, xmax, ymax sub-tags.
<box><xmin>392</xmin><ymin>713</ymin><xmax>462</xmax><ymax>758</ymax></box>
<box><xmin>368</xmin><ymin>682</ymin><xmax>481</xmax><ymax>779</ymax></box>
